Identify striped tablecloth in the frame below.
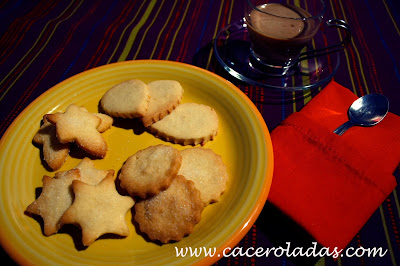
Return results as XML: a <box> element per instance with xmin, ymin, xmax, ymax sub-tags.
<box><xmin>1</xmin><ymin>0</ymin><xmax>399</xmax><ymax>265</ymax></box>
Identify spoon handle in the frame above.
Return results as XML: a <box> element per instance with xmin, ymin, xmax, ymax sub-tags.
<box><xmin>333</xmin><ymin>120</ymin><xmax>355</xmax><ymax>136</ymax></box>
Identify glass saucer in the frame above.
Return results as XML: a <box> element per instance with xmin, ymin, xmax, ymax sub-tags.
<box><xmin>213</xmin><ymin>20</ymin><xmax>340</xmax><ymax>92</ymax></box>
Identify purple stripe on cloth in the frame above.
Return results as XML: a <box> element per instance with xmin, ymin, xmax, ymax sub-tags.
<box><xmin>364</xmin><ymin>0</ymin><xmax>400</xmax><ymax>82</ymax></box>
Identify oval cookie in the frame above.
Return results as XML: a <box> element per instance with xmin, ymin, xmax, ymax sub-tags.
<box><xmin>148</xmin><ymin>103</ymin><xmax>219</xmax><ymax>145</ymax></box>
<box><xmin>118</xmin><ymin>145</ymin><xmax>182</xmax><ymax>198</ymax></box>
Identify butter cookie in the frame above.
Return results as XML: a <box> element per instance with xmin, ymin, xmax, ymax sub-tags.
<box><xmin>60</xmin><ymin>174</ymin><xmax>134</xmax><ymax>246</ymax></box>
<box><xmin>141</xmin><ymin>80</ymin><xmax>183</xmax><ymax>127</ymax></box>
<box><xmin>100</xmin><ymin>79</ymin><xmax>150</xmax><ymax>119</ymax></box>
<box><xmin>179</xmin><ymin>147</ymin><xmax>229</xmax><ymax>205</ymax></box>
<box><xmin>33</xmin><ymin>115</ymin><xmax>70</xmax><ymax>171</ymax></box>
<box><xmin>119</xmin><ymin>145</ymin><xmax>181</xmax><ymax>198</ymax></box>
<box><xmin>134</xmin><ymin>175</ymin><xmax>203</xmax><ymax>243</ymax></box>
<box><xmin>148</xmin><ymin>103</ymin><xmax>219</xmax><ymax>145</ymax></box>
<box><xmin>25</xmin><ymin>169</ymin><xmax>80</xmax><ymax>236</ymax></box>
<box><xmin>46</xmin><ymin>104</ymin><xmax>108</xmax><ymax>158</ymax></box>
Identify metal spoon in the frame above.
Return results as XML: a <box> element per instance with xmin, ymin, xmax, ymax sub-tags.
<box><xmin>333</xmin><ymin>93</ymin><xmax>389</xmax><ymax>136</ymax></box>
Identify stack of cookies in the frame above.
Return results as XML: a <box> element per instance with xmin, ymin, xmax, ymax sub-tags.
<box><xmin>101</xmin><ymin>79</ymin><xmax>219</xmax><ymax>146</ymax></box>
<box><xmin>119</xmin><ymin>144</ymin><xmax>229</xmax><ymax>243</ymax></box>
<box><xmin>33</xmin><ymin>105</ymin><xmax>113</xmax><ymax>171</ymax></box>
<box><xmin>26</xmin><ymin>145</ymin><xmax>229</xmax><ymax>246</ymax></box>
<box><xmin>25</xmin><ymin>158</ymin><xmax>134</xmax><ymax>246</ymax></box>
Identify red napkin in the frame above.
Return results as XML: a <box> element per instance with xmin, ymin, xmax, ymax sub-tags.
<box><xmin>268</xmin><ymin>81</ymin><xmax>400</xmax><ymax>251</ymax></box>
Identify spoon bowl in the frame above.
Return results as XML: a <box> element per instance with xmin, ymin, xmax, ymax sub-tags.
<box><xmin>334</xmin><ymin>93</ymin><xmax>389</xmax><ymax>135</ymax></box>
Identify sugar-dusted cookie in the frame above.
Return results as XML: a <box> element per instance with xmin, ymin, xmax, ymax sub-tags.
<box><xmin>148</xmin><ymin>103</ymin><xmax>219</xmax><ymax>146</ymax></box>
<box><xmin>74</xmin><ymin>157</ymin><xmax>114</xmax><ymax>185</ymax></box>
<box><xmin>25</xmin><ymin>169</ymin><xmax>80</xmax><ymax>236</ymax></box>
<box><xmin>134</xmin><ymin>175</ymin><xmax>203</xmax><ymax>243</ymax></box>
<box><xmin>92</xmin><ymin>113</ymin><xmax>113</xmax><ymax>133</ymax></box>
<box><xmin>78</xmin><ymin>106</ymin><xmax>114</xmax><ymax>133</ymax></box>
<box><xmin>141</xmin><ymin>80</ymin><xmax>184</xmax><ymax>127</ymax></box>
<box><xmin>46</xmin><ymin>104</ymin><xmax>108</xmax><ymax>158</ymax></box>
<box><xmin>118</xmin><ymin>145</ymin><xmax>181</xmax><ymax>198</ymax></box>
<box><xmin>33</xmin><ymin>115</ymin><xmax>70</xmax><ymax>171</ymax></box>
<box><xmin>59</xmin><ymin>174</ymin><xmax>134</xmax><ymax>246</ymax></box>
<box><xmin>100</xmin><ymin>79</ymin><xmax>150</xmax><ymax>119</ymax></box>
<box><xmin>179</xmin><ymin>147</ymin><xmax>229</xmax><ymax>205</ymax></box>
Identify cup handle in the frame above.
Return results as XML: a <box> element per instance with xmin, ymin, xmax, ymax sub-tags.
<box><xmin>298</xmin><ymin>19</ymin><xmax>351</xmax><ymax>61</ymax></box>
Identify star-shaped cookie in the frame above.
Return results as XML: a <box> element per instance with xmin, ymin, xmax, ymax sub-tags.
<box><xmin>74</xmin><ymin>157</ymin><xmax>114</xmax><ymax>185</ymax></box>
<box><xmin>92</xmin><ymin>113</ymin><xmax>113</xmax><ymax>133</ymax></box>
<box><xmin>77</xmin><ymin>106</ymin><xmax>114</xmax><ymax>133</ymax></box>
<box><xmin>33</xmin><ymin>116</ymin><xmax>70</xmax><ymax>171</ymax></box>
<box><xmin>25</xmin><ymin>169</ymin><xmax>80</xmax><ymax>236</ymax></box>
<box><xmin>59</xmin><ymin>174</ymin><xmax>135</xmax><ymax>246</ymax></box>
<box><xmin>46</xmin><ymin>104</ymin><xmax>108</xmax><ymax>158</ymax></box>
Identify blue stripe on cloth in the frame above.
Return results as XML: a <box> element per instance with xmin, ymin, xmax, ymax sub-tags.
<box><xmin>59</xmin><ymin>0</ymin><xmax>121</xmax><ymax>82</ymax></box>
<box><xmin>194</xmin><ymin>0</ymin><xmax>214</xmax><ymax>55</ymax></box>
<box><xmin>0</xmin><ymin>0</ymin><xmax>24</xmax><ymax>18</ymax></box>
<box><xmin>364</xmin><ymin>0</ymin><xmax>400</xmax><ymax>82</ymax></box>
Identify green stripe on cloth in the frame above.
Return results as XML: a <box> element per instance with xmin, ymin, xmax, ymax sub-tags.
<box><xmin>205</xmin><ymin>0</ymin><xmax>228</xmax><ymax>70</ymax></box>
<box><xmin>337</xmin><ymin>0</ymin><xmax>370</xmax><ymax>95</ymax></box>
<box><xmin>327</xmin><ymin>0</ymin><xmax>356</xmax><ymax>95</ymax></box>
<box><xmin>165</xmin><ymin>0</ymin><xmax>191</xmax><ymax>60</ymax></box>
<box><xmin>379</xmin><ymin>205</ymin><xmax>396</xmax><ymax>265</ymax></box>
<box><xmin>383</xmin><ymin>0</ymin><xmax>400</xmax><ymax>36</ymax></box>
<box><xmin>149</xmin><ymin>0</ymin><xmax>178</xmax><ymax>59</ymax></box>
<box><xmin>117</xmin><ymin>0</ymin><xmax>157</xmax><ymax>62</ymax></box>
<box><xmin>107</xmin><ymin>0</ymin><xmax>148</xmax><ymax>64</ymax></box>
<box><xmin>132</xmin><ymin>0</ymin><xmax>165</xmax><ymax>60</ymax></box>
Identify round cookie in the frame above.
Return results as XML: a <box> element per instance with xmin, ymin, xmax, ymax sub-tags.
<box><xmin>118</xmin><ymin>145</ymin><xmax>182</xmax><ymax>198</ymax></box>
<box><xmin>178</xmin><ymin>147</ymin><xmax>229</xmax><ymax>205</ymax></box>
<box><xmin>134</xmin><ymin>175</ymin><xmax>204</xmax><ymax>243</ymax></box>
<box><xmin>100</xmin><ymin>79</ymin><xmax>150</xmax><ymax>119</ymax></box>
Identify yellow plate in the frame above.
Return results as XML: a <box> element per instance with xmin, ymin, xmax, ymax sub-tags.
<box><xmin>0</xmin><ymin>60</ymin><xmax>273</xmax><ymax>265</ymax></box>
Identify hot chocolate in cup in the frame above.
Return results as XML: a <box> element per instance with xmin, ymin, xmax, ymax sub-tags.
<box><xmin>244</xmin><ymin>0</ymin><xmax>350</xmax><ymax>74</ymax></box>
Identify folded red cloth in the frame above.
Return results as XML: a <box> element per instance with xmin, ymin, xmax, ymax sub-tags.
<box><xmin>268</xmin><ymin>81</ymin><xmax>400</xmax><ymax>251</ymax></box>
